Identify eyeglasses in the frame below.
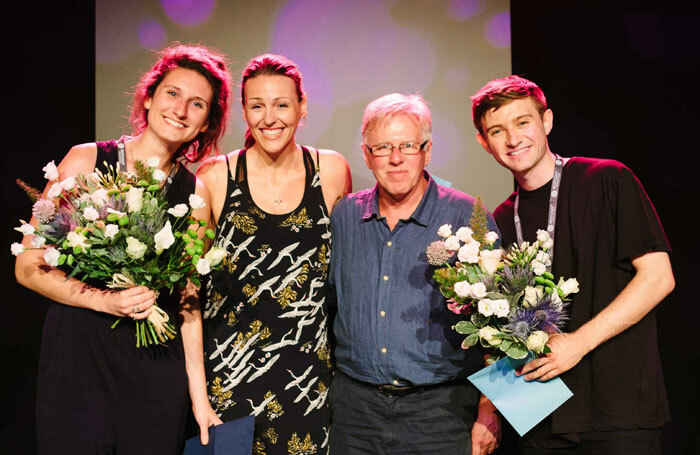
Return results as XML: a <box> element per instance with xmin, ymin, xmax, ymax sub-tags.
<box><xmin>366</xmin><ymin>140</ymin><xmax>428</xmax><ymax>157</ymax></box>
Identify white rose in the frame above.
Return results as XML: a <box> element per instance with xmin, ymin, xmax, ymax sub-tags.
<box><xmin>444</xmin><ymin>235</ymin><xmax>461</xmax><ymax>251</ymax></box>
<box><xmin>66</xmin><ymin>231</ymin><xmax>88</xmax><ymax>249</ymax></box>
<box><xmin>469</xmin><ymin>282</ymin><xmax>487</xmax><ymax>299</ymax></box>
<box><xmin>526</xmin><ymin>331</ymin><xmax>549</xmax><ymax>353</ymax></box>
<box><xmin>205</xmin><ymin>247</ymin><xmax>227</xmax><ymax>267</ymax></box>
<box><xmin>152</xmin><ymin>169</ymin><xmax>166</xmax><ymax>183</ymax></box>
<box><xmin>523</xmin><ymin>286</ymin><xmax>543</xmax><ymax>307</ymax></box>
<box><xmin>458</xmin><ymin>241</ymin><xmax>480</xmax><ymax>263</ymax></box>
<box><xmin>536</xmin><ymin>229</ymin><xmax>551</xmax><ymax>244</ymax></box>
<box><xmin>550</xmin><ymin>289</ymin><xmax>563</xmax><ymax>309</ymax></box>
<box><xmin>31</xmin><ymin>236</ymin><xmax>46</xmax><ymax>248</ymax></box>
<box><xmin>43</xmin><ymin>247</ymin><xmax>60</xmax><ymax>267</ymax></box>
<box><xmin>455</xmin><ymin>227</ymin><xmax>473</xmax><ymax>242</ymax></box>
<box><xmin>479</xmin><ymin>248</ymin><xmax>502</xmax><ymax>274</ymax></box>
<box><xmin>536</xmin><ymin>250</ymin><xmax>551</xmax><ymax>267</ymax></box>
<box><xmin>47</xmin><ymin>182</ymin><xmax>63</xmax><ymax>199</ymax></box>
<box><xmin>493</xmin><ymin>299</ymin><xmax>510</xmax><ymax>318</ymax></box>
<box><xmin>542</xmin><ymin>238</ymin><xmax>554</xmax><ymax>250</ymax></box>
<box><xmin>478</xmin><ymin>298</ymin><xmax>494</xmax><ymax>317</ymax></box>
<box><xmin>106</xmin><ymin>208</ymin><xmax>126</xmax><ymax>218</ymax></box>
<box><xmin>558</xmin><ymin>277</ymin><xmax>580</xmax><ymax>296</ymax></box>
<box><xmin>83</xmin><ymin>206</ymin><xmax>100</xmax><ymax>221</ymax></box>
<box><xmin>42</xmin><ymin>160</ymin><xmax>59</xmax><ymax>181</ymax></box>
<box><xmin>196</xmin><ymin>257</ymin><xmax>211</xmax><ymax>275</ymax></box>
<box><xmin>11</xmin><ymin>242</ymin><xmax>25</xmax><ymax>256</ymax></box>
<box><xmin>437</xmin><ymin>224</ymin><xmax>452</xmax><ymax>239</ymax></box>
<box><xmin>167</xmin><ymin>204</ymin><xmax>189</xmax><ymax>218</ymax></box>
<box><xmin>154</xmin><ymin>221</ymin><xmax>175</xmax><ymax>253</ymax></box>
<box><xmin>104</xmin><ymin>224</ymin><xmax>119</xmax><ymax>239</ymax></box>
<box><xmin>188</xmin><ymin>194</ymin><xmax>206</xmax><ymax>210</ymax></box>
<box><xmin>125</xmin><ymin>187</ymin><xmax>144</xmax><ymax>213</ymax></box>
<box><xmin>484</xmin><ymin>231</ymin><xmax>499</xmax><ymax>246</ymax></box>
<box><xmin>60</xmin><ymin>176</ymin><xmax>75</xmax><ymax>191</ymax></box>
<box><xmin>15</xmin><ymin>223</ymin><xmax>35</xmax><ymax>236</ymax></box>
<box><xmin>125</xmin><ymin>236</ymin><xmax>147</xmax><ymax>259</ymax></box>
<box><xmin>147</xmin><ymin>157</ymin><xmax>161</xmax><ymax>168</ymax></box>
<box><xmin>453</xmin><ymin>281</ymin><xmax>471</xmax><ymax>298</ymax></box>
<box><xmin>531</xmin><ymin>260</ymin><xmax>547</xmax><ymax>276</ymax></box>
<box><xmin>90</xmin><ymin>188</ymin><xmax>109</xmax><ymax>207</ymax></box>
<box><xmin>479</xmin><ymin>326</ymin><xmax>502</xmax><ymax>346</ymax></box>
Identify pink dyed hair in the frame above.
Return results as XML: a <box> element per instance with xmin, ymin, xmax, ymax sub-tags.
<box><xmin>130</xmin><ymin>43</ymin><xmax>233</xmax><ymax>162</ymax></box>
<box><xmin>240</xmin><ymin>54</ymin><xmax>305</xmax><ymax>149</ymax></box>
<box><xmin>361</xmin><ymin>93</ymin><xmax>432</xmax><ymax>144</ymax></box>
<box><xmin>471</xmin><ymin>75</ymin><xmax>547</xmax><ymax>135</ymax></box>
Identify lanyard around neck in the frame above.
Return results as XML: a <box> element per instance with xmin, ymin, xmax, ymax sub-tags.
<box><xmin>117</xmin><ymin>139</ymin><xmax>179</xmax><ymax>193</ymax></box>
<box><xmin>514</xmin><ymin>155</ymin><xmax>564</xmax><ymax>262</ymax></box>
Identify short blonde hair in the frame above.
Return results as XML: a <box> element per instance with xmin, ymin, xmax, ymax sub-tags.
<box><xmin>361</xmin><ymin>93</ymin><xmax>432</xmax><ymax>144</ymax></box>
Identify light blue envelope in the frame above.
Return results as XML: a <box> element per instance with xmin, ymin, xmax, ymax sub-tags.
<box><xmin>468</xmin><ymin>356</ymin><xmax>573</xmax><ymax>436</ymax></box>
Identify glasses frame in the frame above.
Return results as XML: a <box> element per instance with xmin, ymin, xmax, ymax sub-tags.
<box><xmin>366</xmin><ymin>139</ymin><xmax>429</xmax><ymax>157</ymax></box>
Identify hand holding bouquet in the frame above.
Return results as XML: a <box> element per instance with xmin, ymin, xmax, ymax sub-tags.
<box><xmin>12</xmin><ymin>158</ymin><xmax>225</xmax><ymax>347</ymax></box>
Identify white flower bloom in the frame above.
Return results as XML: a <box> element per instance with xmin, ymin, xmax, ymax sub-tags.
<box><xmin>66</xmin><ymin>231</ymin><xmax>88</xmax><ymax>248</ymax></box>
<box><xmin>479</xmin><ymin>248</ymin><xmax>503</xmax><ymax>274</ymax></box>
<box><xmin>478</xmin><ymin>298</ymin><xmax>494</xmax><ymax>317</ymax></box>
<box><xmin>42</xmin><ymin>161</ymin><xmax>59</xmax><ymax>181</ymax></box>
<box><xmin>492</xmin><ymin>299</ymin><xmax>510</xmax><ymax>318</ymax></box>
<box><xmin>47</xmin><ymin>182</ymin><xmax>62</xmax><ymax>199</ymax></box>
<box><xmin>146</xmin><ymin>157</ymin><xmax>161</xmax><ymax>168</ymax></box>
<box><xmin>83</xmin><ymin>206</ymin><xmax>100</xmax><ymax>221</ymax></box>
<box><xmin>542</xmin><ymin>238</ymin><xmax>554</xmax><ymax>250</ymax></box>
<box><xmin>104</xmin><ymin>224</ymin><xmax>119</xmax><ymax>239</ymax></box>
<box><xmin>458</xmin><ymin>241</ymin><xmax>480</xmax><ymax>263</ymax></box>
<box><xmin>167</xmin><ymin>204</ymin><xmax>189</xmax><ymax>218</ymax></box>
<box><xmin>125</xmin><ymin>236</ymin><xmax>147</xmax><ymax>259</ymax></box>
<box><xmin>536</xmin><ymin>229</ymin><xmax>551</xmax><ymax>244</ymax></box>
<box><xmin>152</xmin><ymin>169</ymin><xmax>166</xmax><ymax>183</ymax></box>
<box><xmin>188</xmin><ymin>194</ymin><xmax>206</xmax><ymax>210</ymax></box>
<box><xmin>479</xmin><ymin>326</ymin><xmax>502</xmax><ymax>346</ymax></box>
<box><xmin>526</xmin><ymin>331</ymin><xmax>549</xmax><ymax>353</ymax></box>
<box><xmin>531</xmin><ymin>260</ymin><xmax>547</xmax><ymax>276</ymax></box>
<box><xmin>437</xmin><ymin>224</ymin><xmax>452</xmax><ymax>239</ymax></box>
<box><xmin>11</xmin><ymin>242</ymin><xmax>25</xmax><ymax>256</ymax></box>
<box><xmin>550</xmin><ymin>289</ymin><xmax>563</xmax><ymax>309</ymax></box>
<box><xmin>60</xmin><ymin>176</ymin><xmax>75</xmax><ymax>191</ymax></box>
<box><xmin>90</xmin><ymin>188</ymin><xmax>109</xmax><ymax>207</ymax></box>
<box><xmin>453</xmin><ymin>281</ymin><xmax>471</xmax><ymax>298</ymax></box>
<box><xmin>485</xmin><ymin>231</ymin><xmax>499</xmax><ymax>246</ymax></box>
<box><xmin>523</xmin><ymin>286</ymin><xmax>543</xmax><ymax>307</ymax></box>
<box><xmin>106</xmin><ymin>208</ymin><xmax>126</xmax><ymax>217</ymax></box>
<box><xmin>31</xmin><ymin>236</ymin><xmax>46</xmax><ymax>248</ymax></box>
<box><xmin>469</xmin><ymin>282</ymin><xmax>487</xmax><ymax>299</ymax></box>
<box><xmin>205</xmin><ymin>247</ymin><xmax>227</xmax><ymax>267</ymax></box>
<box><xmin>125</xmin><ymin>187</ymin><xmax>144</xmax><ymax>213</ymax></box>
<box><xmin>154</xmin><ymin>221</ymin><xmax>175</xmax><ymax>253</ymax></box>
<box><xmin>196</xmin><ymin>258</ymin><xmax>211</xmax><ymax>275</ymax></box>
<box><xmin>536</xmin><ymin>250</ymin><xmax>551</xmax><ymax>267</ymax></box>
<box><xmin>43</xmin><ymin>247</ymin><xmax>61</xmax><ymax>267</ymax></box>
<box><xmin>15</xmin><ymin>223</ymin><xmax>35</xmax><ymax>236</ymax></box>
<box><xmin>444</xmin><ymin>235</ymin><xmax>461</xmax><ymax>251</ymax></box>
<box><xmin>558</xmin><ymin>277</ymin><xmax>580</xmax><ymax>296</ymax></box>
<box><xmin>455</xmin><ymin>226</ymin><xmax>473</xmax><ymax>242</ymax></box>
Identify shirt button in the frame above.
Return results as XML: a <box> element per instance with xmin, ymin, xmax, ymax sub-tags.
<box><xmin>381</xmin><ymin>347</ymin><xmax>387</xmax><ymax>354</ymax></box>
<box><xmin>380</xmin><ymin>310</ymin><xmax>386</xmax><ymax>317</ymax></box>
<box><xmin>386</xmin><ymin>241</ymin><xmax>393</xmax><ymax>247</ymax></box>
<box><xmin>383</xmin><ymin>275</ymin><xmax>389</xmax><ymax>281</ymax></box>
<box><xmin>393</xmin><ymin>379</ymin><xmax>399</xmax><ymax>385</ymax></box>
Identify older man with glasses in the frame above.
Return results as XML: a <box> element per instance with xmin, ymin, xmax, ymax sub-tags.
<box><xmin>328</xmin><ymin>93</ymin><xmax>502</xmax><ymax>454</ymax></box>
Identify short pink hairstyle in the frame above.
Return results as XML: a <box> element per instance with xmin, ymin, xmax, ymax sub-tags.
<box><xmin>240</xmin><ymin>54</ymin><xmax>305</xmax><ymax>150</ymax></box>
<box><xmin>471</xmin><ymin>75</ymin><xmax>547</xmax><ymax>135</ymax></box>
<box><xmin>130</xmin><ymin>43</ymin><xmax>233</xmax><ymax>162</ymax></box>
<box><xmin>361</xmin><ymin>93</ymin><xmax>432</xmax><ymax>144</ymax></box>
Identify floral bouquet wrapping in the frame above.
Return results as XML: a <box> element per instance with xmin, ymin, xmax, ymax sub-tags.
<box><xmin>426</xmin><ymin>199</ymin><xmax>579</xmax><ymax>360</ymax></box>
<box><xmin>12</xmin><ymin>159</ymin><xmax>225</xmax><ymax>347</ymax></box>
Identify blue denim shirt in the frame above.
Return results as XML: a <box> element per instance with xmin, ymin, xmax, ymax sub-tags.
<box><xmin>330</xmin><ymin>173</ymin><xmax>500</xmax><ymax>386</ymax></box>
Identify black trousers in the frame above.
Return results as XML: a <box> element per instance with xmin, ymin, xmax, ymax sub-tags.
<box><xmin>329</xmin><ymin>370</ymin><xmax>480</xmax><ymax>454</ymax></box>
<box><xmin>519</xmin><ymin>428</ymin><xmax>662</xmax><ymax>455</ymax></box>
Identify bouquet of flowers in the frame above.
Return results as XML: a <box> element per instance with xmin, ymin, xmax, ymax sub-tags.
<box><xmin>12</xmin><ymin>159</ymin><xmax>226</xmax><ymax>347</ymax></box>
<box><xmin>426</xmin><ymin>199</ymin><xmax>579</xmax><ymax>360</ymax></box>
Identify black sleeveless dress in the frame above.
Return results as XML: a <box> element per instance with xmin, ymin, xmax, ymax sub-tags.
<box><xmin>202</xmin><ymin>148</ymin><xmax>332</xmax><ymax>455</ymax></box>
<box><xmin>36</xmin><ymin>140</ymin><xmax>192</xmax><ymax>454</ymax></box>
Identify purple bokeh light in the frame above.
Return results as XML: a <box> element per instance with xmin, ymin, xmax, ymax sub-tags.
<box><xmin>448</xmin><ymin>0</ymin><xmax>482</xmax><ymax>21</ymax></box>
<box><xmin>138</xmin><ymin>20</ymin><xmax>167</xmax><ymax>50</ymax></box>
<box><xmin>485</xmin><ymin>12</ymin><xmax>510</xmax><ymax>48</ymax></box>
<box><xmin>160</xmin><ymin>0</ymin><xmax>215</xmax><ymax>27</ymax></box>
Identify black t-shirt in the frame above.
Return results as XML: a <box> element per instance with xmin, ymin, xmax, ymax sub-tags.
<box><xmin>494</xmin><ymin>157</ymin><xmax>670</xmax><ymax>439</ymax></box>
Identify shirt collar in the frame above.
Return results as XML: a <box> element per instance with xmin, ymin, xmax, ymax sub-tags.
<box><xmin>361</xmin><ymin>170</ymin><xmax>437</xmax><ymax>227</ymax></box>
